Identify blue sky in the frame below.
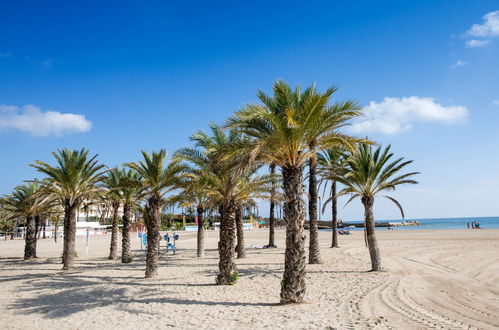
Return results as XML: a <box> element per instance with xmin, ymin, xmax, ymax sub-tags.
<box><xmin>1</xmin><ymin>1</ymin><xmax>498</xmax><ymax>220</ymax></box>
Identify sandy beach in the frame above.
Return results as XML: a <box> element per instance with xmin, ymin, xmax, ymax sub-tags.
<box><xmin>0</xmin><ymin>229</ymin><xmax>498</xmax><ymax>329</ymax></box>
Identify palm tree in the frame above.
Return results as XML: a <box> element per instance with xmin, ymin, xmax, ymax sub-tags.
<box><xmin>31</xmin><ymin>148</ymin><xmax>107</xmax><ymax>270</ymax></box>
<box><xmin>170</xmin><ymin>168</ymin><xmax>216</xmax><ymax>258</ymax></box>
<box><xmin>176</xmin><ymin>124</ymin><xmax>252</xmax><ymax>284</ymax></box>
<box><xmin>266</xmin><ymin>163</ymin><xmax>277</xmax><ymax>248</ymax></box>
<box><xmin>233</xmin><ymin>173</ymin><xmax>274</xmax><ymax>258</ymax></box>
<box><xmin>307</xmin><ymin>87</ymin><xmax>361</xmax><ymax>264</ymax></box>
<box><xmin>338</xmin><ymin>143</ymin><xmax>418</xmax><ymax>271</ymax></box>
<box><xmin>318</xmin><ymin>147</ymin><xmax>349</xmax><ymax>248</ymax></box>
<box><xmin>117</xmin><ymin>169</ymin><xmax>143</xmax><ymax>263</ymax></box>
<box><xmin>2</xmin><ymin>181</ymin><xmax>50</xmax><ymax>260</ymax></box>
<box><xmin>226</xmin><ymin>80</ymin><xmax>363</xmax><ymax>303</ymax></box>
<box><xmin>103</xmin><ymin>168</ymin><xmax>123</xmax><ymax>260</ymax></box>
<box><xmin>126</xmin><ymin>150</ymin><xmax>185</xmax><ymax>278</ymax></box>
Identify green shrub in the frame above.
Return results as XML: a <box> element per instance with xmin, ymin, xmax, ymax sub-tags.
<box><xmin>229</xmin><ymin>271</ymin><xmax>239</xmax><ymax>285</ymax></box>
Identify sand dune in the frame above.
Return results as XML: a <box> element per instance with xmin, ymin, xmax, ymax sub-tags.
<box><xmin>0</xmin><ymin>229</ymin><xmax>498</xmax><ymax>329</ymax></box>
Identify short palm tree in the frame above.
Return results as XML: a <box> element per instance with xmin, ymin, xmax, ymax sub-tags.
<box><xmin>338</xmin><ymin>143</ymin><xmax>418</xmax><ymax>271</ymax></box>
<box><xmin>176</xmin><ymin>123</ymin><xmax>252</xmax><ymax>284</ymax></box>
<box><xmin>2</xmin><ymin>181</ymin><xmax>51</xmax><ymax>260</ymax></box>
<box><xmin>31</xmin><ymin>148</ymin><xmax>107</xmax><ymax>270</ymax></box>
<box><xmin>233</xmin><ymin>173</ymin><xmax>273</xmax><ymax>259</ymax></box>
<box><xmin>117</xmin><ymin>169</ymin><xmax>143</xmax><ymax>263</ymax></box>
<box><xmin>266</xmin><ymin>163</ymin><xmax>278</xmax><ymax>248</ymax></box>
<box><xmin>103</xmin><ymin>168</ymin><xmax>123</xmax><ymax>260</ymax></box>
<box><xmin>318</xmin><ymin>146</ymin><xmax>349</xmax><ymax>248</ymax></box>
<box><xmin>227</xmin><ymin>80</ymin><xmax>363</xmax><ymax>303</ymax></box>
<box><xmin>126</xmin><ymin>150</ymin><xmax>185</xmax><ymax>278</ymax></box>
<box><xmin>170</xmin><ymin>168</ymin><xmax>217</xmax><ymax>258</ymax></box>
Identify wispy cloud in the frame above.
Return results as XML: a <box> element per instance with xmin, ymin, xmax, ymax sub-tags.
<box><xmin>451</xmin><ymin>59</ymin><xmax>468</xmax><ymax>68</ymax></box>
<box><xmin>25</xmin><ymin>57</ymin><xmax>59</xmax><ymax>69</ymax></box>
<box><xmin>462</xmin><ymin>11</ymin><xmax>499</xmax><ymax>47</ymax></box>
<box><xmin>0</xmin><ymin>52</ymin><xmax>12</xmax><ymax>58</ymax></box>
<box><xmin>493</xmin><ymin>100</ymin><xmax>499</xmax><ymax>106</ymax></box>
<box><xmin>349</xmin><ymin>97</ymin><xmax>468</xmax><ymax>135</ymax></box>
<box><xmin>466</xmin><ymin>11</ymin><xmax>499</xmax><ymax>37</ymax></box>
<box><xmin>0</xmin><ymin>104</ymin><xmax>92</xmax><ymax>136</ymax></box>
<box><xmin>465</xmin><ymin>39</ymin><xmax>491</xmax><ymax>48</ymax></box>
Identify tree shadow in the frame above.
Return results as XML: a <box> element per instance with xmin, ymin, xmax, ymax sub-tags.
<box><xmin>10</xmin><ymin>273</ymin><xmax>278</xmax><ymax>318</ymax></box>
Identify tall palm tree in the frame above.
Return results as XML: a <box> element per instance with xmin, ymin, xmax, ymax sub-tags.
<box><xmin>307</xmin><ymin>86</ymin><xmax>361</xmax><ymax>264</ymax></box>
<box><xmin>31</xmin><ymin>148</ymin><xmax>107</xmax><ymax>270</ymax></box>
<box><xmin>227</xmin><ymin>80</ymin><xmax>363</xmax><ymax>303</ymax></box>
<box><xmin>318</xmin><ymin>146</ymin><xmax>349</xmax><ymax>248</ymax></box>
<box><xmin>126</xmin><ymin>150</ymin><xmax>185</xmax><ymax>278</ymax></box>
<box><xmin>338</xmin><ymin>143</ymin><xmax>418</xmax><ymax>271</ymax></box>
<box><xmin>103</xmin><ymin>168</ymin><xmax>123</xmax><ymax>260</ymax></box>
<box><xmin>2</xmin><ymin>181</ymin><xmax>51</xmax><ymax>260</ymax></box>
<box><xmin>117</xmin><ymin>169</ymin><xmax>143</xmax><ymax>263</ymax></box>
<box><xmin>176</xmin><ymin>123</ymin><xmax>252</xmax><ymax>284</ymax></box>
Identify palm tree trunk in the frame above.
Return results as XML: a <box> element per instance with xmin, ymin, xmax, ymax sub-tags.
<box><xmin>62</xmin><ymin>200</ymin><xmax>77</xmax><ymax>270</ymax></box>
<box><xmin>235</xmin><ymin>203</ymin><xmax>246</xmax><ymax>259</ymax></box>
<box><xmin>267</xmin><ymin>163</ymin><xmax>277</xmax><ymax>248</ymax></box>
<box><xmin>280</xmin><ymin>165</ymin><xmax>307</xmax><ymax>304</ymax></box>
<box><xmin>216</xmin><ymin>199</ymin><xmax>237</xmax><ymax>285</ymax></box>
<box><xmin>197</xmin><ymin>205</ymin><xmax>205</xmax><ymax>257</ymax></box>
<box><xmin>108</xmin><ymin>201</ymin><xmax>120</xmax><ymax>260</ymax></box>
<box><xmin>362</xmin><ymin>197</ymin><xmax>381</xmax><ymax>271</ymax></box>
<box><xmin>145</xmin><ymin>197</ymin><xmax>161</xmax><ymax>278</ymax></box>
<box><xmin>121</xmin><ymin>203</ymin><xmax>132</xmax><ymax>263</ymax></box>
<box><xmin>34</xmin><ymin>215</ymin><xmax>40</xmax><ymax>257</ymax></box>
<box><xmin>42</xmin><ymin>219</ymin><xmax>47</xmax><ymax>239</ymax></box>
<box><xmin>54</xmin><ymin>219</ymin><xmax>59</xmax><ymax>243</ymax></box>
<box><xmin>331</xmin><ymin>180</ymin><xmax>339</xmax><ymax>248</ymax></box>
<box><xmin>308</xmin><ymin>148</ymin><xmax>322</xmax><ymax>264</ymax></box>
<box><xmin>24</xmin><ymin>216</ymin><xmax>37</xmax><ymax>260</ymax></box>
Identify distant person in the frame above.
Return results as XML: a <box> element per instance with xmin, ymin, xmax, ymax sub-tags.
<box><xmin>467</xmin><ymin>222</ymin><xmax>470</xmax><ymax>229</ymax></box>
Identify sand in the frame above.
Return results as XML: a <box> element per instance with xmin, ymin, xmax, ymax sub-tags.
<box><xmin>0</xmin><ymin>228</ymin><xmax>498</xmax><ymax>329</ymax></box>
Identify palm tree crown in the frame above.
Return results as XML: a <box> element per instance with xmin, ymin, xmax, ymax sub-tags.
<box><xmin>226</xmin><ymin>80</ymin><xmax>363</xmax><ymax>167</ymax></box>
<box><xmin>126</xmin><ymin>149</ymin><xmax>185</xmax><ymax>201</ymax></box>
<box><xmin>338</xmin><ymin>143</ymin><xmax>419</xmax><ymax>216</ymax></box>
<box><xmin>30</xmin><ymin>148</ymin><xmax>107</xmax><ymax>206</ymax></box>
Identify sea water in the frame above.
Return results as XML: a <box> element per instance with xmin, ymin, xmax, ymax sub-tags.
<box><xmin>328</xmin><ymin>216</ymin><xmax>499</xmax><ymax>230</ymax></box>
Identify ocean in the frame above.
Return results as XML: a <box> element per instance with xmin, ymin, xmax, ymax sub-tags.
<box><xmin>335</xmin><ymin>216</ymin><xmax>499</xmax><ymax>230</ymax></box>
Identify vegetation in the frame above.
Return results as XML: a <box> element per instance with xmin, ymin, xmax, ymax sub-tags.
<box><xmin>337</xmin><ymin>143</ymin><xmax>419</xmax><ymax>271</ymax></box>
<box><xmin>31</xmin><ymin>148</ymin><xmax>107</xmax><ymax>270</ymax></box>
<box><xmin>103</xmin><ymin>168</ymin><xmax>123</xmax><ymax>260</ymax></box>
<box><xmin>2</xmin><ymin>181</ymin><xmax>54</xmax><ymax>259</ymax></box>
<box><xmin>0</xmin><ymin>79</ymin><xmax>419</xmax><ymax>304</ymax></box>
<box><xmin>126</xmin><ymin>150</ymin><xmax>185</xmax><ymax>278</ymax></box>
<box><xmin>318</xmin><ymin>147</ymin><xmax>349</xmax><ymax>248</ymax></box>
<box><xmin>227</xmin><ymin>80</ymin><xmax>364</xmax><ymax>303</ymax></box>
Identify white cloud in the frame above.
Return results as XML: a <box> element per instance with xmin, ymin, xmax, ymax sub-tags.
<box><xmin>493</xmin><ymin>100</ymin><xmax>499</xmax><ymax>106</ymax></box>
<box><xmin>465</xmin><ymin>39</ymin><xmax>491</xmax><ymax>48</ymax></box>
<box><xmin>451</xmin><ymin>60</ymin><xmax>468</xmax><ymax>68</ymax></box>
<box><xmin>0</xmin><ymin>104</ymin><xmax>92</xmax><ymax>136</ymax></box>
<box><xmin>466</xmin><ymin>11</ymin><xmax>499</xmax><ymax>37</ymax></box>
<box><xmin>350</xmin><ymin>97</ymin><xmax>468</xmax><ymax>135</ymax></box>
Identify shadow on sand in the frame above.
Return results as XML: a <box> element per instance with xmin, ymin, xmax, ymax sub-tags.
<box><xmin>7</xmin><ymin>254</ymin><xmax>283</xmax><ymax>318</ymax></box>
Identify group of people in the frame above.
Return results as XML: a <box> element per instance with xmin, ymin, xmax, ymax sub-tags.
<box><xmin>139</xmin><ymin>231</ymin><xmax>179</xmax><ymax>254</ymax></box>
<box><xmin>467</xmin><ymin>221</ymin><xmax>482</xmax><ymax>229</ymax></box>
